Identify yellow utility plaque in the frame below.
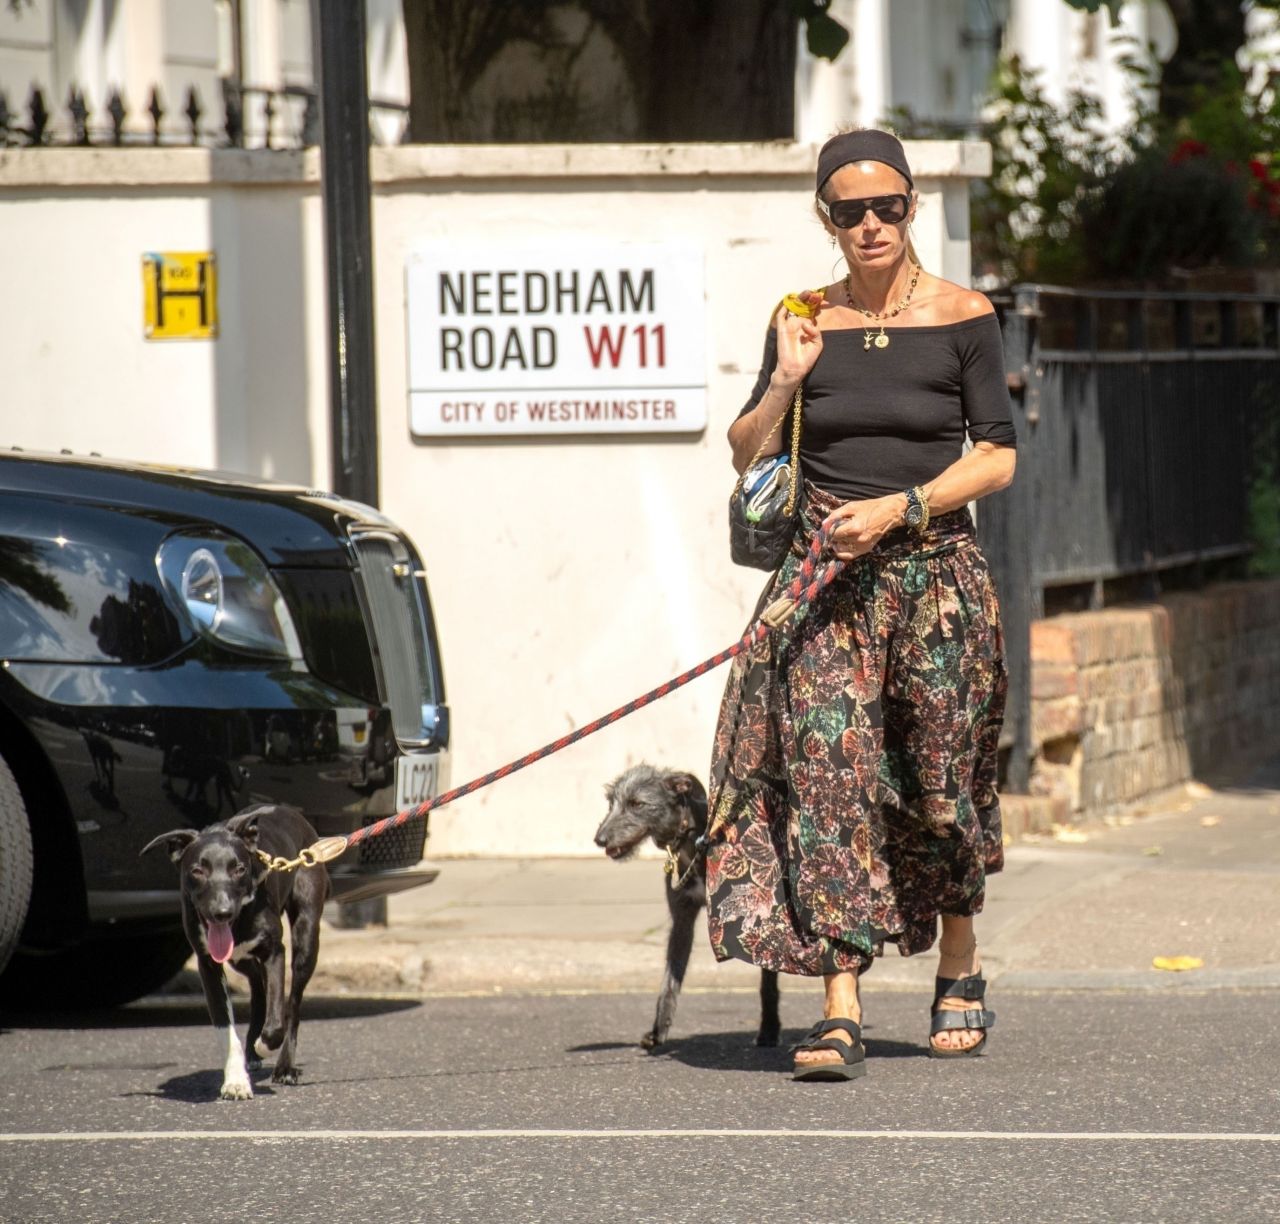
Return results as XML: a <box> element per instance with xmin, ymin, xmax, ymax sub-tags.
<box><xmin>142</xmin><ymin>252</ymin><xmax>217</xmax><ymax>340</ymax></box>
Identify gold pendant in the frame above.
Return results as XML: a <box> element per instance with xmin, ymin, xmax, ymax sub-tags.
<box><xmin>875</xmin><ymin>331</ymin><xmax>890</xmax><ymax>349</ymax></box>
<box><xmin>863</xmin><ymin>330</ymin><xmax>872</xmax><ymax>351</ymax></box>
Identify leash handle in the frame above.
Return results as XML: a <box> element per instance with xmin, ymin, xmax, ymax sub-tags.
<box><xmin>758</xmin><ymin>512</ymin><xmax>844</xmax><ymax>629</ymax></box>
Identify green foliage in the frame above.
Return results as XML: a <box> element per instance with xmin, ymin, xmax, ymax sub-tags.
<box><xmin>1171</xmin><ymin>63</ymin><xmax>1280</xmax><ymax>165</ymax></box>
<box><xmin>986</xmin><ymin>62</ymin><xmax>1117</xmax><ymax>283</ymax></box>
<box><xmin>1075</xmin><ymin>60</ymin><xmax>1280</xmax><ymax>281</ymax></box>
<box><xmin>1249</xmin><ymin>380</ymin><xmax>1280</xmax><ymax>578</ymax></box>
<box><xmin>789</xmin><ymin>0</ymin><xmax>850</xmax><ymax>60</ymax></box>
<box><xmin>1078</xmin><ymin>147</ymin><xmax>1260</xmax><ymax>280</ymax></box>
<box><xmin>893</xmin><ymin>51</ymin><xmax>1280</xmax><ymax>287</ymax></box>
<box><xmin>1249</xmin><ymin>466</ymin><xmax>1280</xmax><ymax>578</ymax></box>
<box><xmin>895</xmin><ymin>59</ymin><xmax>1120</xmax><ymax>284</ymax></box>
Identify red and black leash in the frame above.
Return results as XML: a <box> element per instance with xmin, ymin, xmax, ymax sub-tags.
<box><xmin>263</xmin><ymin>517</ymin><xmax>845</xmax><ymax>874</ymax></box>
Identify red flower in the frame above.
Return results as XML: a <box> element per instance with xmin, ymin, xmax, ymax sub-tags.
<box><xmin>1169</xmin><ymin>139</ymin><xmax>1209</xmax><ymax>166</ymax></box>
<box><xmin>1246</xmin><ymin>171</ymin><xmax>1280</xmax><ymax>214</ymax></box>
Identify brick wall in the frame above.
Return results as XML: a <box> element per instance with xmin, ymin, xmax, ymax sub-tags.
<box><xmin>1027</xmin><ymin>580</ymin><xmax>1280</xmax><ymax>815</ymax></box>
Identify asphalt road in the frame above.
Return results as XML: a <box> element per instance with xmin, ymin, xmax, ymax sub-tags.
<box><xmin>2</xmin><ymin>986</ymin><xmax>1278</xmax><ymax>1223</ymax></box>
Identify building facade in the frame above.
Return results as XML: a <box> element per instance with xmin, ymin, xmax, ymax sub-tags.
<box><xmin>0</xmin><ymin>0</ymin><xmax>406</xmax><ymax>146</ymax></box>
<box><xmin>8</xmin><ymin>2</ymin><xmax>1275</xmax><ymax>151</ymax></box>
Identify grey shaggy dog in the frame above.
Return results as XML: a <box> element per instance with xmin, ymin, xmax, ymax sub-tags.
<box><xmin>594</xmin><ymin>763</ymin><xmax>780</xmax><ymax>1050</ymax></box>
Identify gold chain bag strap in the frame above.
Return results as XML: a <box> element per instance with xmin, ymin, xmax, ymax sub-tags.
<box><xmin>728</xmin><ymin>386</ymin><xmax>804</xmax><ymax>571</ymax></box>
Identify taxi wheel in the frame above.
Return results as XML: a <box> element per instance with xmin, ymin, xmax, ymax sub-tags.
<box><xmin>0</xmin><ymin>756</ymin><xmax>34</xmax><ymax>980</ymax></box>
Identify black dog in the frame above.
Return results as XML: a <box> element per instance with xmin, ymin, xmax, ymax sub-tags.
<box><xmin>595</xmin><ymin>763</ymin><xmax>780</xmax><ymax>1050</ymax></box>
<box><xmin>141</xmin><ymin>804</ymin><xmax>328</xmax><ymax>1100</ymax></box>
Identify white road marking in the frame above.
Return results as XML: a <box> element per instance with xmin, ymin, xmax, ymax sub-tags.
<box><xmin>0</xmin><ymin>1129</ymin><xmax>1277</xmax><ymax>1143</ymax></box>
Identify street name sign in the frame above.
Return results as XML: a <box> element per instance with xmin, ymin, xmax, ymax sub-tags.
<box><xmin>406</xmin><ymin>241</ymin><xmax>707</xmax><ymax>437</ymax></box>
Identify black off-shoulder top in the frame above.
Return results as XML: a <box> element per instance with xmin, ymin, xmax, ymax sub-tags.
<box><xmin>737</xmin><ymin>313</ymin><xmax>1017</xmax><ymax>503</ymax></box>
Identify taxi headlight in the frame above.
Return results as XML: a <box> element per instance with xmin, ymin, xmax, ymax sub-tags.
<box><xmin>157</xmin><ymin>532</ymin><xmax>303</xmax><ymax>660</ymax></box>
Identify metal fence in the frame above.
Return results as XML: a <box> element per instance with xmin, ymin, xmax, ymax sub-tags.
<box><xmin>0</xmin><ymin>81</ymin><xmax>408</xmax><ymax>150</ymax></box>
<box><xmin>980</xmin><ymin>284</ymin><xmax>1280</xmax><ymax>789</ymax></box>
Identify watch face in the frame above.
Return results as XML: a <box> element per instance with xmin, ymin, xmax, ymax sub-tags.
<box><xmin>905</xmin><ymin>503</ymin><xmax>923</xmax><ymax>526</ymax></box>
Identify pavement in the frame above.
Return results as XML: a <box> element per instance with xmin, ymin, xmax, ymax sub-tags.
<box><xmin>188</xmin><ymin>755</ymin><xmax>1280</xmax><ymax>1000</ymax></box>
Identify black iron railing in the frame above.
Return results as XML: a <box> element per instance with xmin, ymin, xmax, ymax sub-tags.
<box><xmin>0</xmin><ymin>81</ymin><xmax>408</xmax><ymax>149</ymax></box>
<box><xmin>980</xmin><ymin>284</ymin><xmax>1280</xmax><ymax>788</ymax></box>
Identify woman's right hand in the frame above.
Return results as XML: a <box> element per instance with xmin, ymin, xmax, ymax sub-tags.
<box><xmin>773</xmin><ymin>290</ymin><xmax>827</xmax><ymax>386</ymax></box>
<box><xmin>729</xmin><ymin>289</ymin><xmax>828</xmax><ymax>472</ymax></box>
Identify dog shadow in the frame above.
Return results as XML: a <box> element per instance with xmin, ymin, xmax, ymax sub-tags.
<box><xmin>0</xmin><ymin>995</ymin><xmax>422</xmax><ymax>1031</ymax></box>
<box><xmin>132</xmin><ymin>1063</ymin><xmax>297</xmax><ymax>1105</ymax></box>
<box><xmin>569</xmin><ymin>1026</ymin><xmax>924</xmax><ymax>1070</ymax></box>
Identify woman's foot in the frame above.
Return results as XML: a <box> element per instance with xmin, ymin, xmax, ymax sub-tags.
<box><xmin>931</xmin><ymin>932</ymin><xmax>985</xmax><ymax>1054</ymax></box>
<box><xmin>793</xmin><ymin>971</ymin><xmax>861</xmax><ymax>1071</ymax></box>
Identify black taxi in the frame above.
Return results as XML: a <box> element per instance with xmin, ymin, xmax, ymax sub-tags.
<box><xmin>0</xmin><ymin>451</ymin><xmax>449</xmax><ymax>1007</ymax></box>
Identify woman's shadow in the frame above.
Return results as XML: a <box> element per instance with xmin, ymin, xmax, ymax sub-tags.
<box><xmin>568</xmin><ymin>1023</ymin><xmax>923</xmax><ymax>1070</ymax></box>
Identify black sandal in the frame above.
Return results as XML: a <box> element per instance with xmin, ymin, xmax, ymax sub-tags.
<box><xmin>791</xmin><ymin>1018</ymin><xmax>867</xmax><ymax>1081</ymax></box>
<box><xmin>928</xmin><ymin>974</ymin><xmax>995</xmax><ymax>1059</ymax></box>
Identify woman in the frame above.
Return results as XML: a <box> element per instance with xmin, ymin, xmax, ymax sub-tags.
<box><xmin>706</xmin><ymin>129</ymin><xmax>1016</xmax><ymax>1081</ymax></box>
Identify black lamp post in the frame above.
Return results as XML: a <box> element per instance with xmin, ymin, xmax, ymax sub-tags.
<box><xmin>315</xmin><ymin>0</ymin><xmax>380</xmax><ymax>510</ymax></box>
<box><xmin>314</xmin><ymin>0</ymin><xmax>384</xmax><ymax>925</ymax></box>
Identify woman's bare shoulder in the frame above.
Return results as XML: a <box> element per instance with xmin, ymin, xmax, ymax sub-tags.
<box><xmin>936</xmin><ymin>279</ymin><xmax>996</xmax><ymax>324</ymax></box>
<box><xmin>911</xmin><ymin>274</ymin><xmax>995</xmax><ymax>326</ymax></box>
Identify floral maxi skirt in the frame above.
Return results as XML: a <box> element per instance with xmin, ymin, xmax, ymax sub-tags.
<box><xmin>706</xmin><ymin>485</ymin><xmax>1008</xmax><ymax>977</ymax></box>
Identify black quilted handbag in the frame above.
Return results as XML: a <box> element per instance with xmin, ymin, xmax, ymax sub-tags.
<box><xmin>729</xmin><ymin>386</ymin><xmax>803</xmax><ymax>571</ymax></box>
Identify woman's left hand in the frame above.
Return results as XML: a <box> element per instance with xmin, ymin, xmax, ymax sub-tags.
<box><xmin>827</xmin><ymin>495</ymin><xmax>906</xmax><ymax>560</ymax></box>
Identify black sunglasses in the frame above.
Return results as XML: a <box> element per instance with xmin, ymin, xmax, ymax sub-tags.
<box><xmin>817</xmin><ymin>193</ymin><xmax>911</xmax><ymax>229</ymax></box>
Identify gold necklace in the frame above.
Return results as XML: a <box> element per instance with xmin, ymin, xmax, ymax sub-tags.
<box><xmin>844</xmin><ymin>263</ymin><xmax>921</xmax><ymax>351</ymax></box>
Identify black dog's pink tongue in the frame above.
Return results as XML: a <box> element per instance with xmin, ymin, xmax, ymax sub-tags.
<box><xmin>206</xmin><ymin>921</ymin><xmax>235</xmax><ymax>964</ymax></box>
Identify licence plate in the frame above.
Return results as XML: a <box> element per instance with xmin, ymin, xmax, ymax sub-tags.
<box><xmin>394</xmin><ymin>753</ymin><xmax>438</xmax><ymax>813</ymax></box>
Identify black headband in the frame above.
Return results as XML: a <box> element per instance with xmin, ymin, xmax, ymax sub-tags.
<box><xmin>816</xmin><ymin>130</ymin><xmax>914</xmax><ymax>195</ymax></box>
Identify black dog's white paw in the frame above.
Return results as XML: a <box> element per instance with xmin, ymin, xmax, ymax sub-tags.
<box><xmin>219</xmin><ymin>1078</ymin><xmax>254</xmax><ymax>1101</ymax></box>
<box><xmin>640</xmin><ymin>1030</ymin><xmax>667</xmax><ymax>1051</ymax></box>
<box><xmin>271</xmin><ymin>1065</ymin><xmax>301</xmax><ymax>1086</ymax></box>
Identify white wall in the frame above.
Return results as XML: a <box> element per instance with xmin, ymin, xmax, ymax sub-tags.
<box><xmin>0</xmin><ymin>140</ymin><xmax>989</xmax><ymax>856</ymax></box>
<box><xmin>0</xmin><ymin>148</ymin><xmax>326</xmax><ymax>480</ymax></box>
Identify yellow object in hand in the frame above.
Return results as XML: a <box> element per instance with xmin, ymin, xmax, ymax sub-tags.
<box><xmin>781</xmin><ymin>292</ymin><xmax>821</xmax><ymax>318</ymax></box>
